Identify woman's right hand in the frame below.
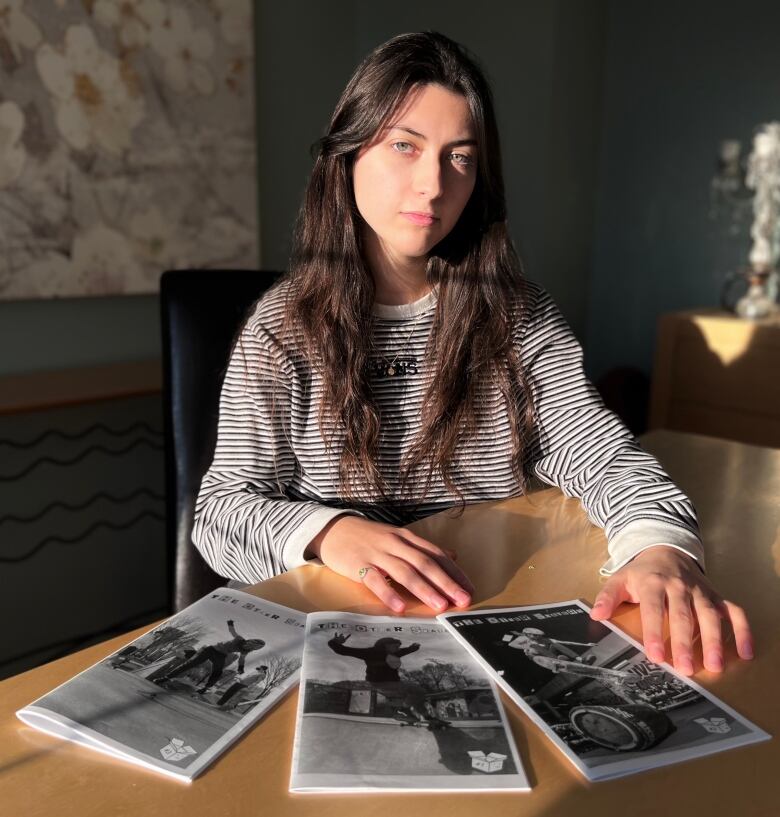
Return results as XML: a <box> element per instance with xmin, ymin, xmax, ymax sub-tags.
<box><xmin>306</xmin><ymin>515</ymin><xmax>474</xmax><ymax>614</ymax></box>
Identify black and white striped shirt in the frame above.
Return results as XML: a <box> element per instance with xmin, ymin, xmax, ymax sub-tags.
<box><xmin>192</xmin><ymin>280</ymin><xmax>704</xmax><ymax>583</ymax></box>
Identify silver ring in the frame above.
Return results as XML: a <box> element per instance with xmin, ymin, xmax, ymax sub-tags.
<box><xmin>358</xmin><ymin>566</ymin><xmax>391</xmax><ymax>584</ymax></box>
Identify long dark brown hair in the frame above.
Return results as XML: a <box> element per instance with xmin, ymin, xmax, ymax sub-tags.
<box><xmin>280</xmin><ymin>31</ymin><xmax>535</xmax><ymax>509</ymax></box>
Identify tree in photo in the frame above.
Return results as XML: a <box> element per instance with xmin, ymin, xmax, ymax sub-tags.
<box><xmin>401</xmin><ymin>659</ymin><xmax>479</xmax><ymax>692</ymax></box>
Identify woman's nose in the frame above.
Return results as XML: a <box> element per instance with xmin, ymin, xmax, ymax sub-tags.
<box><xmin>413</xmin><ymin>155</ymin><xmax>444</xmax><ymax>200</ymax></box>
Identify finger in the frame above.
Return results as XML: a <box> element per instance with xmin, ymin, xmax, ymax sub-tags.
<box><xmin>380</xmin><ymin>554</ymin><xmax>451</xmax><ymax>612</ymax></box>
<box><xmin>692</xmin><ymin>590</ymin><xmax>723</xmax><ymax>672</ymax></box>
<box><xmin>397</xmin><ymin>546</ymin><xmax>472</xmax><ymax>608</ymax></box>
<box><xmin>722</xmin><ymin>600</ymin><xmax>754</xmax><ymax>660</ymax></box>
<box><xmin>591</xmin><ymin>578</ymin><xmax>630</xmax><ymax>619</ymax></box>
<box><xmin>667</xmin><ymin>586</ymin><xmax>695</xmax><ymax>675</ymax></box>
<box><xmin>400</xmin><ymin>530</ymin><xmax>474</xmax><ymax>593</ymax></box>
<box><xmin>361</xmin><ymin>566</ymin><xmax>406</xmax><ymax>614</ymax></box>
<box><xmin>397</xmin><ymin>530</ymin><xmax>475</xmax><ymax>595</ymax></box>
<box><xmin>637</xmin><ymin>581</ymin><xmax>667</xmax><ymax>664</ymax></box>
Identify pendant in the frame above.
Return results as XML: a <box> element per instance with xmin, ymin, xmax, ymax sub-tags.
<box><xmin>387</xmin><ymin>366</ymin><xmax>396</xmax><ymax>376</ymax></box>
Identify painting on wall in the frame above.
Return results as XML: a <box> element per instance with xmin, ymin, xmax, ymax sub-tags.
<box><xmin>0</xmin><ymin>0</ymin><xmax>258</xmax><ymax>300</ymax></box>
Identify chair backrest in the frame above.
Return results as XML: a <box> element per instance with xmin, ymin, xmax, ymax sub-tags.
<box><xmin>160</xmin><ymin>269</ymin><xmax>283</xmax><ymax>612</ymax></box>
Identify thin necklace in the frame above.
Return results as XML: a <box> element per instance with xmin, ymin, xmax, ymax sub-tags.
<box><xmin>381</xmin><ymin>310</ymin><xmax>428</xmax><ymax>377</ymax></box>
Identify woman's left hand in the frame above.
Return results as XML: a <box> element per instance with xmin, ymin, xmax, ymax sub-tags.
<box><xmin>589</xmin><ymin>545</ymin><xmax>754</xmax><ymax>675</ymax></box>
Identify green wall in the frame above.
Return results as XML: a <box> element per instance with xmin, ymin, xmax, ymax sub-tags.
<box><xmin>0</xmin><ymin>295</ymin><xmax>160</xmax><ymax>377</ymax></box>
<box><xmin>586</xmin><ymin>0</ymin><xmax>780</xmax><ymax>381</ymax></box>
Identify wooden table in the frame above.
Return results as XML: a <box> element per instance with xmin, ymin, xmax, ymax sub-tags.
<box><xmin>2</xmin><ymin>430</ymin><xmax>778</xmax><ymax>816</ymax></box>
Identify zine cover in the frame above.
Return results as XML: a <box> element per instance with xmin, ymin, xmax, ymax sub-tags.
<box><xmin>290</xmin><ymin>612</ymin><xmax>530</xmax><ymax>792</ymax></box>
<box><xmin>17</xmin><ymin>589</ymin><xmax>305</xmax><ymax>781</ymax></box>
<box><xmin>438</xmin><ymin>601</ymin><xmax>770</xmax><ymax>781</ymax></box>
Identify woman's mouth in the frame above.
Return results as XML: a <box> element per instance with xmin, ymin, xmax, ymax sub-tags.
<box><xmin>401</xmin><ymin>212</ymin><xmax>437</xmax><ymax>226</ymax></box>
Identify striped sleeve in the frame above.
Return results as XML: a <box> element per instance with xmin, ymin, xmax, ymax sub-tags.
<box><xmin>521</xmin><ymin>287</ymin><xmax>705</xmax><ymax>575</ymax></box>
<box><xmin>190</xmin><ymin>321</ymin><xmax>355</xmax><ymax>583</ymax></box>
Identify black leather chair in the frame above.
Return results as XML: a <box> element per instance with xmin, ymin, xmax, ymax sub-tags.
<box><xmin>160</xmin><ymin>269</ymin><xmax>283</xmax><ymax>612</ymax></box>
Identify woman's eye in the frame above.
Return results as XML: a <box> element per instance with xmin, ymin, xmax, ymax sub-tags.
<box><xmin>391</xmin><ymin>141</ymin><xmax>414</xmax><ymax>154</ymax></box>
<box><xmin>450</xmin><ymin>152</ymin><xmax>473</xmax><ymax>166</ymax></box>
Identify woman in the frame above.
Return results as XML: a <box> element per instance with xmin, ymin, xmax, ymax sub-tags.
<box><xmin>192</xmin><ymin>32</ymin><xmax>752</xmax><ymax>676</ymax></box>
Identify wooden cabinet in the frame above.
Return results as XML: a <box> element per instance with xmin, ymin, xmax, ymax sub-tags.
<box><xmin>649</xmin><ymin>309</ymin><xmax>780</xmax><ymax>448</ymax></box>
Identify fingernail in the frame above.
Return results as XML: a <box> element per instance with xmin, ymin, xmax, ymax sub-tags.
<box><xmin>392</xmin><ymin>600</ymin><xmax>405</xmax><ymax>613</ymax></box>
<box><xmin>455</xmin><ymin>591</ymin><xmax>470</xmax><ymax>606</ymax></box>
<box><xmin>707</xmin><ymin>651</ymin><xmax>723</xmax><ymax>671</ymax></box>
<box><xmin>431</xmin><ymin>597</ymin><xmax>447</xmax><ymax>611</ymax></box>
<box><xmin>742</xmin><ymin>641</ymin><xmax>754</xmax><ymax>659</ymax></box>
<box><xmin>680</xmin><ymin>659</ymin><xmax>694</xmax><ymax>675</ymax></box>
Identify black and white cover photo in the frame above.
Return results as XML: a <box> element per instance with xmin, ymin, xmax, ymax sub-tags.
<box><xmin>439</xmin><ymin>601</ymin><xmax>770</xmax><ymax>781</ymax></box>
<box><xmin>290</xmin><ymin>612</ymin><xmax>530</xmax><ymax>792</ymax></box>
<box><xmin>17</xmin><ymin>589</ymin><xmax>305</xmax><ymax>781</ymax></box>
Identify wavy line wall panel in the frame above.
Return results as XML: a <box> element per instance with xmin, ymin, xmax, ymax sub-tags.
<box><xmin>0</xmin><ymin>394</ymin><xmax>167</xmax><ymax>679</ymax></box>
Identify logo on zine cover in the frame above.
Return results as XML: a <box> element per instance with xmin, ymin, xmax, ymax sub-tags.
<box><xmin>160</xmin><ymin>737</ymin><xmax>198</xmax><ymax>762</ymax></box>
<box><xmin>468</xmin><ymin>751</ymin><xmax>507</xmax><ymax>773</ymax></box>
<box><xmin>693</xmin><ymin>717</ymin><xmax>731</xmax><ymax>734</ymax></box>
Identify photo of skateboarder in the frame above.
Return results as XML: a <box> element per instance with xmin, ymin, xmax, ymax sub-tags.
<box><xmin>293</xmin><ymin>613</ymin><xmax>527</xmax><ymax>791</ymax></box>
<box><xmin>155</xmin><ymin>619</ymin><xmax>265</xmax><ymax>695</ymax></box>
<box><xmin>327</xmin><ymin>633</ymin><xmax>449</xmax><ymax>728</ymax></box>
<box><xmin>502</xmin><ymin>627</ymin><xmax>598</xmax><ymax>669</ymax></box>
<box><xmin>19</xmin><ymin>590</ymin><xmax>307</xmax><ymax>781</ymax></box>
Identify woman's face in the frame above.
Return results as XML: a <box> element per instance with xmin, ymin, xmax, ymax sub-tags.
<box><xmin>352</xmin><ymin>83</ymin><xmax>478</xmax><ymax>272</ymax></box>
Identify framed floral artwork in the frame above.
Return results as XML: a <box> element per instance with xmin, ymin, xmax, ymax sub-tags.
<box><xmin>0</xmin><ymin>0</ymin><xmax>258</xmax><ymax>300</ymax></box>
